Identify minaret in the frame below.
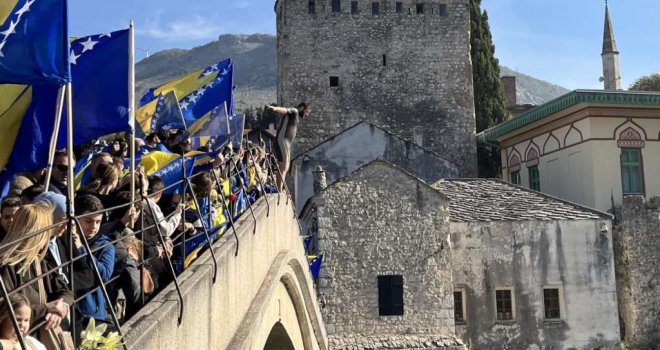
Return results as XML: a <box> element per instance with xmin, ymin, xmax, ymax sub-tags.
<box><xmin>601</xmin><ymin>0</ymin><xmax>621</xmax><ymax>90</ymax></box>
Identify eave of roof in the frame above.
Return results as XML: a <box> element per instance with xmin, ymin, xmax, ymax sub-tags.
<box><xmin>477</xmin><ymin>89</ymin><xmax>660</xmax><ymax>144</ymax></box>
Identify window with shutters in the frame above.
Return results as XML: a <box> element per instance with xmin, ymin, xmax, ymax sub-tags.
<box><xmin>620</xmin><ymin>148</ymin><xmax>644</xmax><ymax>194</ymax></box>
<box><xmin>378</xmin><ymin>275</ymin><xmax>404</xmax><ymax>316</ymax></box>
<box><xmin>528</xmin><ymin>165</ymin><xmax>540</xmax><ymax>191</ymax></box>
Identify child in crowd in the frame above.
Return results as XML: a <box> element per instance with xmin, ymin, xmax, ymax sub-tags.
<box><xmin>0</xmin><ymin>294</ymin><xmax>47</xmax><ymax>350</ymax></box>
<box><xmin>74</xmin><ymin>195</ymin><xmax>115</xmax><ymax>323</ymax></box>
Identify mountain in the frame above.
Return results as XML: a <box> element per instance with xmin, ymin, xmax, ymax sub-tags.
<box><xmin>499</xmin><ymin>66</ymin><xmax>570</xmax><ymax>105</ymax></box>
<box><xmin>136</xmin><ymin>34</ymin><xmax>568</xmax><ymax>111</ymax></box>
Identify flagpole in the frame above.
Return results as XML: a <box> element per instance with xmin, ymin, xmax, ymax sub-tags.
<box><xmin>65</xmin><ymin>83</ymin><xmax>75</xmax><ymax>212</ymax></box>
<box><xmin>44</xmin><ymin>85</ymin><xmax>66</xmax><ymax>190</ymax></box>
<box><xmin>129</xmin><ymin>21</ymin><xmax>136</xmax><ymax>205</ymax></box>
<box><xmin>224</xmin><ymin>101</ymin><xmax>231</xmax><ymax>146</ymax></box>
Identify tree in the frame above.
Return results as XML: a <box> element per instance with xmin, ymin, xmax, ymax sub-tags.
<box><xmin>629</xmin><ymin>73</ymin><xmax>660</xmax><ymax>92</ymax></box>
<box><xmin>470</xmin><ymin>0</ymin><xmax>510</xmax><ymax>178</ymax></box>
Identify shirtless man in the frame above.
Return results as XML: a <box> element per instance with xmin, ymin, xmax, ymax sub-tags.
<box><xmin>266</xmin><ymin>103</ymin><xmax>311</xmax><ymax>191</ymax></box>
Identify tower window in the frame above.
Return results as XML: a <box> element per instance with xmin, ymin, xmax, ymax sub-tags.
<box><xmin>371</xmin><ymin>2</ymin><xmax>380</xmax><ymax>15</ymax></box>
<box><xmin>308</xmin><ymin>1</ymin><xmax>316</xmax><ymax>14</ymax></box>
<box><xmin>438</xmin><ymin>4</ymin><xmax>447</xmax><ymax>16</ymax></box>
<box><xmin>416</xmin><ymin>3</ymin><xmax>424</xmax><ymax>14</ymax></box>
<box><xmin>331</xmin><ymin>0</ymin><xmax>340</xmax><ymax>13</ymax></box>
<box><xmin>382</xmin><ymin>54</ymin><xmax>386</xmax><ymax>66</ymax></box>
<box><xmin>329</xmin><ymin>76</ymin><xmax>339</xmax><ymax>87</ymax></box>
<box><xmin>395</xmin><ymin>2</ymin><xmax>403</xmax><ymax>13</ymax></box>
<box><xmin>378</xmin><ymin>275</ymin><xmax>404</xmax><ymax>316</ymax></box>
<box><xmin>351</xmin><ymin>1</ymin><xmax>358</xmax><ymax>14</ymax></box>
<box><xmin>454</xmin><ymin>290</ymin><xmax>466</xmax><ymax>323</ymax></box>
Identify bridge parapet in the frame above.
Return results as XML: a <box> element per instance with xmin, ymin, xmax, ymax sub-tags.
<box><xmin>122</xmin><ymin>194</ymin><xmax>327</xmax><ymax>350</ymax></box>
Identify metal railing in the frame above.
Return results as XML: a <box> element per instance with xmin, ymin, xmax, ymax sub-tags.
<box><xmin>0</xmin><ymin>136</ymin><xmax>288</xmax><ymax>350</ymax></box>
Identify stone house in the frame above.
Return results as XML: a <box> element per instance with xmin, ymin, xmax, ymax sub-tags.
<box><xmin>292</xmin><ymin>122</ymin><xmax>459</xmax><ymax>215</ymax></box>
<box><xmin>300</xmin><ymin>159</ymin><xmax>463</xmax><ymax>348</ymax></box>
<box><xmin>435</xmin><ymin>179</ymin><xmax>620</xmax><ymax>349</ymax></box>
<box><xmin>477</xmin><ymin>89</ymin><xmax>660</xmax><ymax>212</ymax></box>
<box><xmin>301</xmin><ymin>159</ymin><xmax>620</xmax><ymax>349</ymax></box>
<box><xmin>275</xmin><ymin>0</ymin><xmax>477</xmax><ymax>176</ymax></box>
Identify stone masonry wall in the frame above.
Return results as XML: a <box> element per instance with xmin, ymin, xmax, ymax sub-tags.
<box><xmin>314</xmin><ymin>161</ymin><xmax>456</xmax><ymax>336</ymax></box>
<box><xmin>276</xmin><ymin>0</ymin><xmax>477</xmax><ymax>176</ymax></box>
<box><xmin>614</xmin><ymin>196</ymin><xmax>660</xmax><ymax>348</ymax></box>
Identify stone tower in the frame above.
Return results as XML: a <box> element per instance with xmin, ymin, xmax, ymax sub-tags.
<box><xmin>275</xmin><ymin>0</ymin><xmax>477</xmax><ymax>176</ymax></box>
<box><xmin>602</xmin><ymin>1</ymin><xmax>621</xmax><ymax>90</ymax></box>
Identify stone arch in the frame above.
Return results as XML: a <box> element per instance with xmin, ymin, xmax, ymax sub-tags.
<box><xmin>563</xmin><ymin>124</ymin><xmax>583</xmax><ymax>147</ymax></box>
<box><xmin>230</xmin><ymin>251</ymin><xmax>327</xmax><ymax>350</ymax></box>
<box><xmin>543</xmin><ymin>133</ymin><xmax>561</xmax><ymax>154</ymax></box>
<box><xmin>617</xmin><ymin>127</ymin><xmax>645</xmax><ymax>148</ymax></box>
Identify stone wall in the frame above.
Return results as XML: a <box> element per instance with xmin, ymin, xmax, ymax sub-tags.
<box><xmin>293</xmin><ymin>122</ymin><xmax>459</xmax><ymax>214</ymax></box>
<box><xmin>614</xmin><ymin>196</ymin><xmax>660</xmax><ymax>348</ymax></box>
<box><xmin>276</xmin><ymin>0</ymin><xmax>477</xmax><ymax>176</ymax></box>
<box><xmin>312</xmin><ymin>160</ymin><xmax>456</xmax><ymax>336</ymax></box>
<box><xmin>450</xmin><ymin>220</ymin><xmax>620</xmax><ymax>349</ymax></box>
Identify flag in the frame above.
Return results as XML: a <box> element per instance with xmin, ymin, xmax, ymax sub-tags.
<box><xmin>309</xmin><ymin>254</ymin><xmax>324</xmax><ymax>280</ymax></box>
<box><xmin>0</xmin><ymin>0</ymin><xmax>70</xmax><ymax>85</ymax></box>
<box><xmin>137</xmin><ymin>58</ymin><xmax>234</xmax><ymax>135</ymax></box>
<box><xmin>62</xmin><ymin>29</ymin><xmax>130</xmax><ymax>144</ymax></box>
<box><xmin>0</xmin><ymin>29</ymin><xmax>130</xmax><ymax>194</ymax></box>
<box><xmin>149</xmin><ymin>151</ymin><xmax>217</xmax><ymax>194</ymax></box>
<box><xmin>303</xmin><ymin>235</ymin><xmax>313</xmax><ymax>254</ymax></box>
<box><xmin>149</xmin><ymin>91</ymin><xmax>186</xmax><ymax>133</ymax></box>
<box><xmin>190</xmin><ymin>111</ymin><xmax>245</xmax><ymax>150</ymax></box>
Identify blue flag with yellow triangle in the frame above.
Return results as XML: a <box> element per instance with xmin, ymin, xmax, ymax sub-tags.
<box><xmin>0</xmin><ymin>0</ymin><xmax>70</xmax><ymax>85</ymax></box>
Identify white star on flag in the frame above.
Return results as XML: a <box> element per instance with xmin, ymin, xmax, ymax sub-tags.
<box><xmin>220</xmin><ymin>68</ymin><xmax>229</xmax><ymax>76</ymax></box>
<box><xmin>0</xmin><ymin>41</ymin><xmax>6</xmax><ymax>57</ymax></box>
<box><xmin>69</xmin><ymin>50</ymin><xmax>80</xmax><ymax>65</ymax></box>
<box><xmin>188</xmin><ymin>94</ymin><xmax>198</xmax><ymax>103</ymax></box>
<box><xmin>0</xmin><ymin>20</ymin><xmax>18</xmax><ymax>38</ymax></box>
<box><xmin>99</xmin><ymin>33</ymin><xmax>112</xmax><ymax>38</ymax></box>
<box><xmin>180</xmin><ymin>100</ymin><xmax>190</xmax><ymax>110</ymax></box>
<box><xmin>80</xmin><ymin>37</ymin><xmax>99</xmax><ymax>53</ymax></box>
<box><xmin>15</xmin><ymin>0</ymin><xmax>35</xmax><ymax>18</ymax></box>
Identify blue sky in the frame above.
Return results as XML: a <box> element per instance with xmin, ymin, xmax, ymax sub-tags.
<box><xmin>69</xmin><ymin>0</ymin><xmax>659</xmax><ymax>90</ymax></box>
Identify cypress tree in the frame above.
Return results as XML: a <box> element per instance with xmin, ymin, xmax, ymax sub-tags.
<box><xmin>470</xmin><ymin>0</ymin><xmax>509</xmax><ymax>178</ymax></box>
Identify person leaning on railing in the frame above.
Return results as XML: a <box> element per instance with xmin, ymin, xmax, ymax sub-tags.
<box><xmin>0</xmin><ymin>204</ymin><xmax>73</xmax><ymax>332</ymax></box>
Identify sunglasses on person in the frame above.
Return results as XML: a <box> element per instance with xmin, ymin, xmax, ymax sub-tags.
<box><xmin>55</xmin><ymin>164</ymin><xmax>68</xmax><ymax>172</ymax></box>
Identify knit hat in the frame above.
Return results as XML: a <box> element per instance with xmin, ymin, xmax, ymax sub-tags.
<box><xmin>36</xmin><ymin>192</ymin><xmax>67</xmax><ymax>218</ymax></box>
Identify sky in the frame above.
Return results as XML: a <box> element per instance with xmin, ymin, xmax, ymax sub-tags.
<box><xmin>69</xmin><ymin>0</ymin><xmax>659</xmax><ymax>90</ymax></box>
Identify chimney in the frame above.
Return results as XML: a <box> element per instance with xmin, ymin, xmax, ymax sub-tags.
<box><xmin>500</xmin><ymin>76</ymin><xmax>517</xmax><ymax>108</ymax></box>
<box><xmin>313</xmin><ymin>166</ymin><xmax>327</xmax><ymax>194</ymax></box>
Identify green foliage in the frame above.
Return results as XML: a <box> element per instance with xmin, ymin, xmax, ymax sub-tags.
<box><xmin>242</xmin><ymin>104</ymin><xmax>278</xmax><ymax>130</ymax></box>
<box><xmin>629</xmin><ymin>73</ymin><xmax>660</xmax><ymax>92</ymax></box>
<box><xmin>470</xmin><ymin>0</ymin><xmax>510</xmax><ymax>178</ymax></box>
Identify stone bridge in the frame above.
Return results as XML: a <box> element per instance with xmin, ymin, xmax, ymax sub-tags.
<box><xmin>122</xmin><ymin>194</ymin><xmax>328</xmax><ymax>350</ymax></box>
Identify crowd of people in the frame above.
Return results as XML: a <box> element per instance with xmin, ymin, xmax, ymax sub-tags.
<box><xmin>0</xmin><ymin>128</ymin><xmax>279</xmax><ymax>349</ymax></box>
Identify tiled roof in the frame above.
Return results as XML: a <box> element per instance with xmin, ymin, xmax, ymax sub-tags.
<box><xmin>434</xmin><ymin>179</ymin><xmax>608</xmax><ymax>222</ymax></box>
<box><xmin>328</xmin><ymin>334</ymin><xmax>465</xmax><ymax>349</ymax></box>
